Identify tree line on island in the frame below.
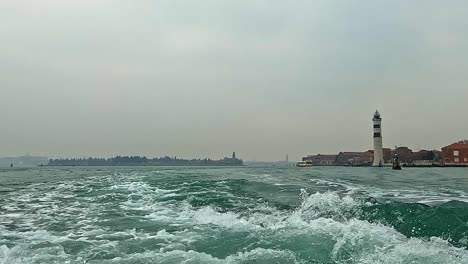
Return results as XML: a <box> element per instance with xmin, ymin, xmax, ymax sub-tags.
<box><xmin>47</xmin><ymin>155</ymin><xmax>243</xmax><ymax>166</ymax></box>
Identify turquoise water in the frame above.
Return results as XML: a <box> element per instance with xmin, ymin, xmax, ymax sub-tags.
<box><xmin>1</xmin><ymin>166</ymin><xmax>468</xmax><ymax>263</ymax></box>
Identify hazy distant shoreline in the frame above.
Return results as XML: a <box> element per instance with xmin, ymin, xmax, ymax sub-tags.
<box><xmin>47</xmin><ymin>155</ymin><xmax>243</xmax><ymax>167</ymax></box>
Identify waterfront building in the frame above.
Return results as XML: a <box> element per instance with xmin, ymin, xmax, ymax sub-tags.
<box><xmin>442</xmin><ymin>142</ymin><xmax>468</xmax><ymax>165</ymax></box>
<box><xmin>393</xmin><ymin>147</ymin><xmax>413</xmax><ymax>163</ymax></box>
<box><xmin>411</xmin><ymin>150</ymin><xmax>435</xmax><ymax>162</ymax></box>
<box><xmin>335</xmin><ymin>151</ymin><xmax>373</xmax><ymax>166</ymax></box>
<box><xmin>383</xmin><ymin>148</ymin><xmax>392</xmax><ymax>163</ymax></box>
<box><xmin>302</xmin><ymin>154</ymin><xmax>337</xmax><ymax>166</ymax></box>
<box><xmin>372</xmin><ymin>111</ymin><xmax>384</xmax><ymax>166</ymax></box>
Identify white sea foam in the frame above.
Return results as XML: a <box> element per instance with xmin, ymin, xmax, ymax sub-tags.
<box><xmin>81</xmin><ymin>248</ymin><xmax>304</xmax><ymax>264</ymax></box>
<box><xmin>157</xmin><ymin>191</ymin><xmax>468</xmax><ymax>264</ymax></box>
<box><xmin>189</xmin><ymin>207</ymin><xmax>251</xmax><ymax>228</ymax></box>
<box><xmin>0</xmin><ymin>245</ymin><xmax>27</xmax><ymax>264</ymax></box>
<box><xmin>310</xmin><ymin>177</ymin><xmax>468</xmax><ymax>204</ymax></box>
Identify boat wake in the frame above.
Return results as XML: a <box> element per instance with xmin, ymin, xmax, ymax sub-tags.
<box><xmin>1</xmin><ymin>168</ymin><xmax>468</xmax><ymax>263</ymax></box>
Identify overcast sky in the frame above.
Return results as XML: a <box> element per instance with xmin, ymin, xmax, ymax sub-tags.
<box><xmin>1</xmin><ymin>1</ymin><xmax>467</xmax><ymax>161</ymax></box>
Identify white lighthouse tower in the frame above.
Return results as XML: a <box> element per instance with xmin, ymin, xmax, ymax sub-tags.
<box><xmin>372</xmin><ymin>110</ymin><xmax>384</xmax><ymax>167</ymax></box>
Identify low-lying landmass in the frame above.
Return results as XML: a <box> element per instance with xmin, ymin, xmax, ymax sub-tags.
<box><xmin>47</xmin><ymin>153</ymin><xmax>243</xmax><ymax>167</ymax></box>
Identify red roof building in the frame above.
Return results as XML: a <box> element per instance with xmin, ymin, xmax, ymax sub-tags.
<box><xmin>442</xmin><ymin>143</ymin><xmax>468</xmax><ymax>164</ymax></box>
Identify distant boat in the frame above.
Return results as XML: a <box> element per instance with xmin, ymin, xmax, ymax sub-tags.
<box><xmin>10</xmin><ymin>163</ymin><xmax>13</xmax><ymax>168</ymax></box>
<box><xmin>296</xmin><ymin>161</ymin><xmax>313</xmax><ymax>167</ymax></box>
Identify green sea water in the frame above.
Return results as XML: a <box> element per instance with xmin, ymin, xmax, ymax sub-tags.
<box><xmin>1</xmin><ymin>166</ymin><xmax>468</xmax><ymax>263</ymax></box>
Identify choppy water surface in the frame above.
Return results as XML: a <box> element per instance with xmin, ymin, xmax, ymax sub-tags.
<box><xmin>1</xmin><ymin>166</ymin><xmax>468</xmax><ymax>264</ymax></box>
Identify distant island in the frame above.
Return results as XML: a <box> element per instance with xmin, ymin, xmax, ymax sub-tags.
<box><xmin>47</xmin><ymin>153</ymin><xmax>243</xmax><ymax>167</ymax></box>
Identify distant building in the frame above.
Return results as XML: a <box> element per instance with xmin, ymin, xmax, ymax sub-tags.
<box><xmin>383</xmin><ymin>148</ymin><xmax>392</xmax><ymax>163</ymax></box>
<box><xmin>302</xmin><ymin>154</ymin><xmax>337</xmax><ymax>166</ymax></box>
<box><xmin>442</xmin><ymin>142</ymin><xmax>468</xmax><ymax>164</ymax></box>
<box><xmin>411</xmin><ymin>150</ymin><xmax>434</xmax><ymax>161</ymax></box>
<box><xmin>392</xmin><ymin>147</ymin><xmax>413</xmax><ymax>163</ymax></box>
<box><xmin>336</xmin><ymin>151</ymin><xmax>374</xmax><ymax>166</ymax></box>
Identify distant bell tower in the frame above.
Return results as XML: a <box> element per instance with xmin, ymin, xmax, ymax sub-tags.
<box><xmin>372</xmin><ymin>110</ymin><xmax>384</xmax><ymax>167</ymax></box>
<box><xmin>232</xmin><ymin>152</ymin><xmax>236</xmax><ymax>159</ymax></box>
